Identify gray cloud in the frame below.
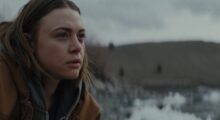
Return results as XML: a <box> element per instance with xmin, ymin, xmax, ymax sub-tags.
<box><xmin>74</xmin><ymin>0</ymin><xmax>220</xmax><ymax>44</ymax></box>
<box><xmin>0</xmin><ymin>0</ymin><xmax>28</xmax><ymax>21</ymax></box>
<box><xmin>173</xmin><ymin>0</ymin><xmax>220</xmax><ymax>17</ymax></box>
<box><xmin>76</xmin><ymin>0</ymin><xmax>174</xmax><ymax>30</ymax></box>
<box><xmin>1</xmin><ymin>0</ymin><xmax>220</xmax><ymax>45</ymax></box>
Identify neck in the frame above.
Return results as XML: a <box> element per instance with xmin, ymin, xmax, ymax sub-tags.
<box><xmin>42</xmin><ymin>78</ymin><xmax>60</xmax><ymax>110</ymax></box>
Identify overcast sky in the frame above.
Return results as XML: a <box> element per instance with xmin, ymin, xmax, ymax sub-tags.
<box><xmin>1</xmin><ymin>0</ymin><xmax>220</xmax><ymax>45</ymax></box>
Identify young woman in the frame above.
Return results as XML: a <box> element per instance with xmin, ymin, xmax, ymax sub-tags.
<box><xmin>0</xmin><ymin>0</ymin><xmax>100</xmax><ymax>119</ymax></box>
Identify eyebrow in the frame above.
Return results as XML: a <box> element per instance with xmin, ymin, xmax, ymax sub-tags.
<box><xmin>51</xmin><ymin>27</ymin><xmax>86</xmax><ymax>33</ymax></box>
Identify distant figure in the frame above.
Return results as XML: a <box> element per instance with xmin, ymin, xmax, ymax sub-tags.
<box><xmin>119</xmin><ymin>66</ymin><xmax>125</xmax><ymax>79</ymax></box>
<box><xmin>157</xmin><ymin>103</ymin><xmax>164</xmax><ymax>110</ymax></box>
<box><xmin>108</xmin><ymin>42</ymin><xmax>115</xmax><ymax>50</ymax></box>
<box><xmin>156</xmin><ymin>64</ymin><xmax>163</xmax><ymax>74</ymax></box>
<box><xmin>0</xmin><ymin>0</ymin><xmax>100</xmax><ymax>119</ymax></box>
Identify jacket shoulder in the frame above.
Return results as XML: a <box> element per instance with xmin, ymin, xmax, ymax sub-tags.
<box><xmin>74</xmin><ymin>91</ymin><xmax>101</xmax><ymax>120</ymax></box>
<box><xmin>0</xmin><ymin>58</ymin><xmax>18</xmax><ymax>119</ymax></box>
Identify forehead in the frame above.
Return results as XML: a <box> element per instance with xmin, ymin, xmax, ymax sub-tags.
<box><xmin>39</xmin><ymin>8</ymin><xmax>84</xmax><ymax>32</ymax></box>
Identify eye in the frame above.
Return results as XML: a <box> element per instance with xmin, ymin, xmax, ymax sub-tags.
<box><xmin>77</xmin><ymin>32</ymin><xmax>86</xmax><ymax>43</ymax></box>
<box><xmin>55</xmin><ymin>31</ymin><xmax>69</xmax><ymax>40</ymax></box>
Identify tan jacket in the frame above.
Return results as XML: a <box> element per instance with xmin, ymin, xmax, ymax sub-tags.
<box><xmin>0</xmin><ymin>55</ymin><xmax>101</xmax><ymax>120</ymax></box>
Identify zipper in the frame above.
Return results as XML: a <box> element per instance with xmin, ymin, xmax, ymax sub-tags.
<box><xmin>59</xmin><ymin>81</ymin><xmax>83</xmax><ymax>120</ymax></box>
<box><xmin>59</xmin><ymin>116</ymin><xmax>67</xmax><ymax>120</ymax></box>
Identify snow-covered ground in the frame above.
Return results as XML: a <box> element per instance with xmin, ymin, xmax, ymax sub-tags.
<box><xmin>203</xmin><ymin>90</ymin><xmax>220</xmax><ymax>104</ymax></box>
<box><xmin>92</xmin><ymin>79</ymin><xmax>220</xmax><ymax>120</ymax></box>
<box><xmin>128</xmin><ymin>93</ymin><xmax>212</xmax><ymax>120</ymax></box>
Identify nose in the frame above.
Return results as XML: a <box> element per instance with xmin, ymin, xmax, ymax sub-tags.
<box><xmin>68</xmin><ymin>35</ymin><xmax>82</xmax><ymax>53</ymax></box>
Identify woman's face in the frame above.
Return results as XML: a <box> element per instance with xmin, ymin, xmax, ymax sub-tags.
<box><xmin>35</xmin><ymin>8</ymin><xmax>85</xmax><ymax>80</ymax></box>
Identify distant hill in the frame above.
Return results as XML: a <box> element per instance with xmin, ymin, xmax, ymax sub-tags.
<box><xmin>88</xmin><ymin>41</ymin><xmax>220</xmax><ymax>88</ymax></box>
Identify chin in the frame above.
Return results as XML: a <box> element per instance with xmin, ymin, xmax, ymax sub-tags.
<box><xmin>65</xmin><ymin>73</ymin><xmax>80</xmax><ymax>80</ymax></box>
<box><xmin>57</xmin><ymin>70</ymin><xmax>81</xmax><ymax>80</ymax></box>
<box><xmin>62</xmin><ymin>75</ymin><xmax>78</xmax><ymax>80</ymax></box>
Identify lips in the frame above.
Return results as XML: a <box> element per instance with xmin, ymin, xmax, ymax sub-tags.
<box><xmin>66</xmin><ymin>59</ymin><xmax>81</xmax><ymax>68</ymax></box>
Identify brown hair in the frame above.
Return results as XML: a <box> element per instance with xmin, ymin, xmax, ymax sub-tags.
<box><xmin>0</xmin><ymin>0</ymin><xmax>91</xmax><ymax>84</ymax></box>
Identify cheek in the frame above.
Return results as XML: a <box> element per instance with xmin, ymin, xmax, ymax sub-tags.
<box><xmin>37</xmin><ymin>46</ymin><xmax>54</xmax><ymax>63</ymax></box>
<box><xmin>36</xmin><ymin>38</ymin><xmax>66</xmax><ymax>61</ymax></box>
<box><xmin>36</xmin><ymin>48</ymin><xmax>56</xmax><ymax>73</ymax></box>
<box><xmin>35</xmin><ymin>40</ymin><xmax>64</xmax><ymax>72</ymax></box>
<box><xmin>36</xmin><ymin>49</ymin><xmax>66</xmax><ymax>79</ymax></box>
